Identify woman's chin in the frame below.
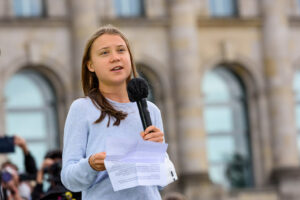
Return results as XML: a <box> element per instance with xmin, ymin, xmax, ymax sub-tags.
<box><xmin>102</xmin><ymin>78</ymin><xmax>128</xmax><ymax>86</ymax></box>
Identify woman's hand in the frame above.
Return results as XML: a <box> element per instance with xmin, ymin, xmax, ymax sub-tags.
<box><xmin>140</xmin><ymin>125</ymin><xmax>164</xmax><ymax>143</ymax></box>
<box><xmin>88</xmin><ymin>152</ymin><xmax>106</xmax><ymax>171</ymax></box>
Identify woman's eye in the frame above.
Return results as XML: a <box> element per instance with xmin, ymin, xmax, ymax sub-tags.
<box><xmin>118</xmin><ymin>48</ymin><xmax>126</xmax><ymax>52</ymax></box>
<box><xmin>100</xmin><ymin>51</ymin><xmax>109</xmax><ymax>55</ymax></box>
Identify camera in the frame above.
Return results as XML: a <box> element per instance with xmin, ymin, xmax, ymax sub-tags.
<box><xmin>1</xmin><ymin>171</ymin><xmax>13</xmax><ymax>183</ymax></box>
<box><xmin>0</xmin><ymin>164</ymin><xmax>17</xmax><ymax>184</ymax></box>
<box><xmin>43</xmin><ymin>161</ymin><xmax>62</xmax><ymax>184</ymax></box>
<box><xmin>0</xmin><ymin>136</ymin><xmax>15</xmax><ymax>153</ymax></box>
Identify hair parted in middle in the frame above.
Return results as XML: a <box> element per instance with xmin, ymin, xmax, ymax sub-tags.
<box><xmin>81</xmin><ymin>24</ymin><xmax>138</xmax><ymax>127</ymax></box>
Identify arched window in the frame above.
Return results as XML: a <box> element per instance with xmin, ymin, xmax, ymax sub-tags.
<box><xmin>4</xmin><ymin>69</ymin><xmax>58</xmax><ymax>172</ymax></box>
<box><xmin>137</xmin><ymin>72</ymin><xmax>155</xmax><ymax>103</ymax></box>
<box><xmin>209</xmin><ymin>0</ymin><xmax>238</xmax><ymax>17</ymax></box>
<box><xmin>114</xmin><ymin>0</ymin><xmax>145</xmax><ymax>17</ymax></box>
<box><xmin>13</xmin><ymin>0</ymin><xmax>45</xmax><ymax>17</ymax></box>
<box><xmin>293</xmin><ymin>71</ymin><xmax>300</xmax><ymax>155</ymax></box>
<box><xmin>137</xmin><ymin>65</ymin><xmax>159</xmax><ymax>103</ymax></box>
<box><xmin>202</xmin><ymin>67</ymin><xmax>252</xmax><ymax>188</ymax></box>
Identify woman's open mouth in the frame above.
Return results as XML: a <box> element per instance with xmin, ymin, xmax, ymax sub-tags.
<box><xmin>111</xmin><ymin>66</ymin><xmax>123</xmax><ymax>71</ymax></box>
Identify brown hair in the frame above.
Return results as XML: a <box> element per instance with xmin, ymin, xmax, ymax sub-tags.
<box><xmin>81</xmin><ymin>25</ymin><xmax>138</xmax><ymax>126</ymax></box>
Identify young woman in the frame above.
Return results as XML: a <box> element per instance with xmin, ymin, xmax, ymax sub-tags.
<box><xmin>61</xmin><ymin>25</ymin><xmax>165</xmax><ymax>200</ymax></box>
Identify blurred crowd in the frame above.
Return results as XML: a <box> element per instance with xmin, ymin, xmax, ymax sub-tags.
<box><xmin>0</xmin><ymin>135</ymin><xmax>80</xmax><ymax>200</ymax></box>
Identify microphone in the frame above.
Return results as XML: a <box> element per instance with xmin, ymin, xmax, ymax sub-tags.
<box><xmin>127</xmin><ymin>78</ymin><xmax>152</xmax><ymax>130</ymax></box>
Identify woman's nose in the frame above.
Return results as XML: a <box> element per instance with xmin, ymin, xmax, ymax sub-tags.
<box><xmin>110</xmin><ymin>52</ymin><xmax>120</xmax><ymax>62</ymax></box>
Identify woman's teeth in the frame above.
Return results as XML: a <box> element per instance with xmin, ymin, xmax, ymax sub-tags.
<box><xmin>112</xmin><ymin>66</ymin><xmax>122</xmax><ymax>71</ymax></box>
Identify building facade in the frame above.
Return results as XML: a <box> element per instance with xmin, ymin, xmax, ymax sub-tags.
<box><xmin>1</xmin><ymin>0</ymin><xmax>300</xmax><ymax>199</ymax></box>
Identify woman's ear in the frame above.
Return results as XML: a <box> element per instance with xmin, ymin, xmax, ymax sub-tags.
<box><xmin>87</xmin><ymin>61</ymin><xmax>95</xmax><ymax>72</ymax></box>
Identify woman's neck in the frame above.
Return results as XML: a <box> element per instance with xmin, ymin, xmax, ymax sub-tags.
<box><xmin>99</xmin><ymin>84</ymin><xmax>130</xmax><ymax>103</ymax></box>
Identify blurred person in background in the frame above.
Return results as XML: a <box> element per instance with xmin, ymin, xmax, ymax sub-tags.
<box><xmin>32</xmin><ymin>150</ymin><xmax>81</xmax><ymax>200</ymax></box>
<box><xmin>0</xmin><ymin>135</ymin><xmax>38</xmax><ymax>200</ymax></box>
<box><xmin>1</xmin><ymin>161</ymin><xmax>23</xmax><ymax>200</ymax></box>
<box><xmin>14</xmin><ymin>136</ymin><xmax>37</xmax><ymax>181</ymax></box>
<box><xmin>0</xmin><ymin>135</ymin><xmax>37</xmax><ymax>179</ymax></box>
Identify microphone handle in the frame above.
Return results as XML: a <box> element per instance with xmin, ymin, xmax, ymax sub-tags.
<box><xmin>137</xmin><ymin>98</ymin><xmax>152</xmax><ymax>130</ymax></box>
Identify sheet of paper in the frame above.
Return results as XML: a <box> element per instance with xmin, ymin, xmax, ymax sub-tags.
<box><xmin>104</xmin><ymin>137</ymin><xmax>168</xmax><ymax>191</ymax></box>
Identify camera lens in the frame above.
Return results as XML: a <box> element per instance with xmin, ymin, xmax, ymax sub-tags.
<box><xmin>1</xmin><ymin>171</ymin><xmax>12</xmax><ymax>183</ymax></box>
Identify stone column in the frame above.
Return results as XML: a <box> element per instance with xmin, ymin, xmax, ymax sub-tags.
<box><xmin>262</xmin><ymin>0</ymin><xmax>300</xmax><ymax>199</ymax></box>
<box><xmin>69</xmin><ymin>0</ymin><xmax>99</xmax><ymax>99</ymax></box>
<box><xmin>262</xmin><ymin>0</ymin><xmax>299</xmax><ymax>170</ymax></box>
<box><xmin>168</xmin><ymin>0</ymin><xmax>210</xmax><ymax>199</ymax></box>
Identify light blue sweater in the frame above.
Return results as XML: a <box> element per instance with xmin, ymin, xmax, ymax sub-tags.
<box><xmin>61</xmin><ymin>97</ymin><xmax>163</xmax><ymax>200</ymax></box>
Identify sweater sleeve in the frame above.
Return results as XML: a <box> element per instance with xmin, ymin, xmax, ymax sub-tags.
<box><xmin>155</xmin><ymin>109</ymin><xmax>164</xmax><ymax>134</ymax></box>
<box><xmin>24</xmin><ymin>152</ymin><xmax>38</xmax><ymax>175</ymax></box>
<box><xmin>149</xmin><ymin>102</ymin><xmax>165</xmax><ymax>142</ymax></box>
<box><xmin>61</xmin><ymin>99</ymin><xmax>98</xmax><ymax>192</ymax></box>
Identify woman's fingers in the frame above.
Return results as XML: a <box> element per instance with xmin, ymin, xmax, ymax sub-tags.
<box><xmin>144</xmin><ymin>125</ymin><xmax>159</xmax><ymax>134</ymax></box>
<box><xmin>89</xmin><ymin>152</ymin><xmax>106</xmax><ymax>171</ymax></box>
<box><xmin>95</xmin><ymin>152</ymin><xmax>106</xmax><ymax>159</ymax></box>
<box><xmin>144</xmin><ymin>132</ymin><xmax>163</xmax><ymax>140</ymax></box>
<box><xmin>148</xmin><ymin>137</ymin><xmax>163</xmax><ymax>143</ymax></box>
<box><xmin>140</xmin><ymin>130</ymin><xmax>164</xmax><ymax>143</ymax></box>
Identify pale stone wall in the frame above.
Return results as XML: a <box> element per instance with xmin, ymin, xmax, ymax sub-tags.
<box><xmin>261</xmin><ymin>0</ymin><xmax>299</xmax><ymax>169</ymax></box>
<box><xmin>238</xmin><ymin>0</ymin><xmax>260</xmax><ymax>17</ymax></box>
<box><xmin>287</xmin><ymin>0</ymin><xmax>300</xmax><ymax>16</ymax></box>
<box><xmin>45</xmin><ymin>0</ymin><xmax>68</xmax><ymax>18</ymax></box>
<box><xmin>0</xmin><ymin>0</ymin><xmax>6</xmax><ymax>18</ymax></box>
<box><xmin>96</xmin><ymin>0</ymin><xmax>114</xmax><ymax>18</ymax></box>
<box><xmin>191</xmin><ymin>0</ymin><xmax>210</xmax><ymax>17</ymax></box>
<box><xmin>290</xmin><ymin>27</ymin><xmax>300</xmax><ymax>72</ymax></box>
<box><xmin>69</xmin><ymin>0</ymin><xmax>99</xmax><ymax>98</ymax></box>
<box><xmin>145</xmin><ymin>0</ymin><xmax>167</xmax><ymax>18</ymax></box>
<box><xmin>1</xmin><ymin>0</ymin><xmax>14</xmax><ymax>18</ymax></box>
<box><xmin>169</xmin><ymin>0</ymin><xmax>208</xmax><ymax>174</ymax></box>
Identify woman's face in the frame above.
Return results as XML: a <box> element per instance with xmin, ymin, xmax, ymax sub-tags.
<box><xmin>87</xmin><ymin>34</ymin><xmax>132</xmax><ymax>88</ymax></box>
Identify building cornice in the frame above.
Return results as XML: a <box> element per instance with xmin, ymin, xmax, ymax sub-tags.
<box><xmin>0</xmin><ymin>17</ymin><xmax>70</xmax><ymax>28</ymax></box>
<box><xmin>197</xmin><ymin>16</ymin><xmax>300</xmax><ymax>28</ymax></box>
<box><xmin>101</xmin><ymin>17</ymin><xmax>169</xmax><ymax>28</ymax></box>
<box><xmin>197</xmin><ymin>17</ymin><xmax>262</xmax><ymax>28</ymax></box>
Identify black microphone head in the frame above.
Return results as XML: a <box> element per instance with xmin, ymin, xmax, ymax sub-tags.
<box><xmin>127</xmin><ymin>78</ymin><xmax>149</xmax><ymax>102</ymax></box>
